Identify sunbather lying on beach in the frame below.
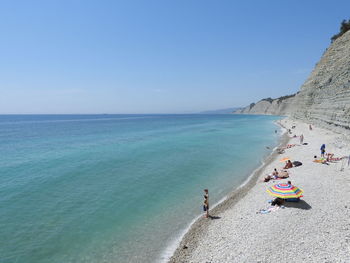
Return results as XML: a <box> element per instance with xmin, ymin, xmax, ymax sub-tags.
<box><xmin>263</xmin><ymin>169</ymin><xmax>289</xmax><ymax>182</ymax></box>
<box><xmin>326</xmin><ymin>153</ymin><xmax>345</xmax><ymax>162</ymax></box>
<box><xmin>278</xmin><ymin>170</ymin><xmax>289</xmax><ymax>178</ymax></box>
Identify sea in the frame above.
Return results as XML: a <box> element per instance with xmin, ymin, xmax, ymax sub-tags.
<box><xmin>0</xmin><ymin>114</ymin><xmax>282</xmax><ymax>263</ymax></box>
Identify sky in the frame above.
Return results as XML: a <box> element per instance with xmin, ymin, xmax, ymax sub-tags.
<box><xmin>1</xmin><ymin>0</ymin><xmax>350</xmax><ymax>114</ymax></box>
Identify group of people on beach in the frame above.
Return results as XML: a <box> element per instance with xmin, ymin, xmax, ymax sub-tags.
<box><xmin>270</xmin><ymin>124</ymin><xmax>347</xmax><ymax>206</ymax></box>
<box><xmin>263</xmin><ymin>157</ymin><xmax>297</xmax><ymax>183</ymax></box>
<box><xmin>313</xmin><ymin>143</ymin><xmax>346</xmax><ymax>165</ymax></box>
<box><xmin>202</xmin><ymin>123</ymin><xmax>347</xmax><ymax>217</ymax></box>
<box><xmin>262</xmin><ymin>125</ymin><xmax>306</xmax><ymax>205</ymax></box>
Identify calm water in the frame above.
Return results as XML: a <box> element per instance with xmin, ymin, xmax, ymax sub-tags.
<box><xmin>0</xmin><ymin>114</ymin><xmax>281</xmax><ymax>263</ymax></box>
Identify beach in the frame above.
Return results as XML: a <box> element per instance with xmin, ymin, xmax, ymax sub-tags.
<box><xmin>169</xmin><ymin>118</ymin><xmax>350</xmax><ymax>263</ymax></box>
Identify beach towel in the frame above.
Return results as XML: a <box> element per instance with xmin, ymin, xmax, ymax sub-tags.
<box><xmin>329</xmin><ymin>157</ymin><xmax>342</xmax><ymax>161</ymax></box>
<box><xmin>258</xmin><ymin>209</ymin><xmax>270</xmax><ymax>214</ymax></box>
<box><xmin>257</xmin><ymin>206</ymin><xmax>280</xmax><ymax>214</ymax></box>
<box><xmin>314</xmin><ymin>158</ymin><xmax>327</xmax><ymax>163</ymax></box>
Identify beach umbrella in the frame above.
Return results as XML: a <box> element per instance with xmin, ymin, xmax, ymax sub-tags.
<box><xmin>267</xmin><ymin>183</ymin><xmax>303</xmax><ymax>199</ymax></box>
<box><xmin>279</xmin><ymin>157</ymin><xmax>290</xmax><ymax>162</ymax></box>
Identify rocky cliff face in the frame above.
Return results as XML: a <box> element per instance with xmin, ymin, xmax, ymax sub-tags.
<box><xmin>235</xmin><ymin>30</ymin><xmax>350</xmax><ymax>134</ymax></box>
<box><xmin>291</xmin><ymin>30</ymin><xmax>350</xmax><ymax>133</ymax></box>
<box><xmin>235</xmin><ymin>95</ymin><xmax>296</xmax><ymax>115</ymax></box>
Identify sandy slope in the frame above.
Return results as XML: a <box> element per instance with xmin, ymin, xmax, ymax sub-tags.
<box><xmin>169</xmin><ymin>118</ymin><xmax>350</xmax><ymax>263</ymax></box>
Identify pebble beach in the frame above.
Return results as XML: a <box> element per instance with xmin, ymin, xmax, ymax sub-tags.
<box><xmin>169</xmin><ymin>118</ymin><xmax>350</xmax><ymax>263</ymax></box>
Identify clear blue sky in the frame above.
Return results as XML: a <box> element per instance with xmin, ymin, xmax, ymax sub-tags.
<box><xmin>1</xmin><ymin>0</ymin><xmax>349</xmax><ymax>114</ymax></box>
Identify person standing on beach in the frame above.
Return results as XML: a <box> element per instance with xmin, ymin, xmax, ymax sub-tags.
<box><xmin>300</xmin><ymin>134</ymin><xmax>304</xmax><ymax>145</ymax></box>
<box><xmin>320</xmin><ymin>144</ymin><xmax>326</xmax><ymax>157</ymax></box>
<box><xmin>203</xmin><ymin>189</ymin><xmax>209</xmax><ymax>218</ymax></box>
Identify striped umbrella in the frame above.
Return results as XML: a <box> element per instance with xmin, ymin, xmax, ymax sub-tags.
<box><xmin>267</xmin><ymin>183</ymin><xmax>303</xmax><ymax>199</ymax></box>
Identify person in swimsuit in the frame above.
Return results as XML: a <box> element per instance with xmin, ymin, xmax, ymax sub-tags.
<box><xmin>283</xmin><ymin>160</ymin><xmax>293</xmax><ymax>169</ymax></box>
<box><xmin>203</xmin><ymin>189</ymin><xmax>209</xmax><ymax>218</ymax></box>
<box><xmin>320</xmin><ymin>144</ymin><xmax>326</xmax><ymax>157</ymax></box>
<box><xmin>271</xmin><ymin>168</ymin><xmax>279</xmax><ymax>179</ymax></box>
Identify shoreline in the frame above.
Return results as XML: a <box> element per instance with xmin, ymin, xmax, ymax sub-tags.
<box><xmin>167</xmin><ymin>119</ymin><xmax>290</xmax><ymax>262</ymax></box>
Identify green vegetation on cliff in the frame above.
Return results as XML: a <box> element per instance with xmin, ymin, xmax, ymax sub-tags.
<box><xmin>331</xmin><ymin>19</ymin><xmax>350</xmax><ymax>42</ymax></box>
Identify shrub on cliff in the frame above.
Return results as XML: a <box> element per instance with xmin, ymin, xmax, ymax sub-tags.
<box><xmin>261</xmin><ymin>97</ymin><xmax>273</xmax><ymax>103</ymax></box>
<box><xmin>331</xmin><ymin>19</ymin><xmax>350</xmax><ymax>42</ymax></box>
<box><xmin>276</xmin><ymin>93</ymin><xmax>297</xmax><ymax>104</ymax></box>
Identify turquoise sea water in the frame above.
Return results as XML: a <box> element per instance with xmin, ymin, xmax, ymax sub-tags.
<box><xmin>0</xmin><ymin>114</ymin><xmax>281</xmax><ymax>263</ymax></box>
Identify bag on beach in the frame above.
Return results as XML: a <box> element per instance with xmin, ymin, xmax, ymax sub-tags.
<box><xmin>293</xmin><ymin>161</ymin><xmax>302</xmax><ymax>167</ymax></box>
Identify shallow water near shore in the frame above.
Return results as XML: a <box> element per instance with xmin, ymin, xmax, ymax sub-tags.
<box><xmin>0</xmin><ymin>114</ymin><xmax>281</xmax><ymax>263</ymax></box>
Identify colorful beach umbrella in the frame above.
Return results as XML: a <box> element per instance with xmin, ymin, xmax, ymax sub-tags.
<box><xmin>267</xmin><ymin>183</ymin><xmax>303</xmax><ymax>199</ymax></box>
<box><xmin>279</xmin><ymin>157</ymin><xmax>291</xmax><ymax>162</ymax></box>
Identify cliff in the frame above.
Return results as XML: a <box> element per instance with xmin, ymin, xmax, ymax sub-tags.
<box><xmin>234</xmin><ymin>30</ymin><xmax>350</xmax><ymax>134</ymax></box>
<box><xmin>234</xmin><ymin>95</ymin><xmax>296</xmax><ymax>115</ymax></box>
<box><xmin>291</xmin><ymin>30</ymin><xmax>350</xmax><ymax>133</ymax></box>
